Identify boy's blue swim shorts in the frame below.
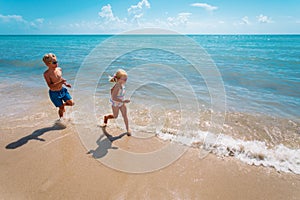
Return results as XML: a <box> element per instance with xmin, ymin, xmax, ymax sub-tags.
<box><xmin>49</xmin><ymin>87</ymin><xmax>72</xmax><ymax>107</ymax></box>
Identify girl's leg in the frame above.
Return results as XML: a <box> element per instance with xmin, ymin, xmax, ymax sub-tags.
<box><xmin>112</xmin><ymin>106</ymin><xmax>119</xmax><ymax>118</ymax></box>
<box><xmin>103</xmin><ymin>106</ymin><xmax>119</xmax><ymax>125</ymax></box>
<box><xmin>120</xmin><ymin>105</ymin><xmax>131</xmax><ymax>136</ymax></box>
<box><xmin>104</xmin><ymin>114</ymin><xmax>114</xmax><ymax>124</ymax></box>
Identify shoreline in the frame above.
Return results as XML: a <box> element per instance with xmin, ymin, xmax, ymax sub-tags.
<box><xmin>1</xmin><ymin>124</ymin><xmax>300</xmax><ymax>199</ymax></box>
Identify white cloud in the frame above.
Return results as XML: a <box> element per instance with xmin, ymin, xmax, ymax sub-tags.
<box><xmin>128</xmin><ymin>0</ymin><xmax>150</xmax><ymax>22</ymax></box>
<box><xmin>128</xmin><ymin>0</ymin><xmax>150</xmax><ymax>14</ymax></box>
<box><xmin>241</xmin><ymin>16</ymin><xmax>250</xmax><ymax>25</ymax></box>
<box><xmin>133</xmin><ymin>13</ymin><xmax>144</xmax><ymax>20</ymax></box>
<box><xmin>30</xmin><ymin>18</ymin><xmax>44</xmax><ymax>28</ymax></box>
<box><xmin>167</xmin><ymin>12</ymin><xmax>192</xmax><ymax>26</ymax></box>
<box><xmin>98</xmin><ymin>4</ymin><xmax>144</xmax><ymax>32</ymax></box>
<box><xmin>257</xmin><ymin>14</ymin><xmax>273</xmax><ymax>23</ymax></box>
<box><xmin>35</xmin><ymin>18</ymin><xmax>44</xmax><ymax>24</ymax></box>
<box><xmin>0</xmin><ymin>14</ymin><xmax>44</xmax><ymax>30</ymax></box>
<box><xmin>0</xmin><ymin>14</ymin><xmax>25</xmax><ymax>23</ymax></box>
<box><xmin>98</xmin><ymin>1</ymin><xmax>151</xmax><ymax>29</ymax></box>
<box><xmin>98</xmin><ymin>4</ymin><xmax>123</xmax><ymax>23</ymax></box>
<box><xmin>190</xmin><ymin>3</ymin><xmax>218</xmax><ymax>11</ymax></box>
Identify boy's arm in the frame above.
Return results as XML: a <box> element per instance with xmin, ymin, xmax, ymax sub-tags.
<box><xmin>43</xmin><ymin>72</ymin><xmax>65</xmax><ymax>88</ymax></box>
<box><xmin>64</xmin><ymin>81</ymin><xmax>72</xmax><ymax>88</ymax></box>
<box><xmin>59</xmin><ymin>68</ymin><xmax>72</xmax><ymax>88</ymax></box>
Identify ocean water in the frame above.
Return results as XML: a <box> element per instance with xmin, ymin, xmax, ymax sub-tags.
<box><xmin>0</xmin><ymin>34</ymin><xmax>299</xmax><ymax>174</ymax></box>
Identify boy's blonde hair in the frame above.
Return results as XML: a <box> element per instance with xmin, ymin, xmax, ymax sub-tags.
<box><xmin>110</xmin><ymin>69</ymin><xmax>127</xmax><ymax>82</ymax></box>
<box><xmin>42</xmin><ymin>53</ymin><xmax>56</xmax><ymax>65</ymax></box>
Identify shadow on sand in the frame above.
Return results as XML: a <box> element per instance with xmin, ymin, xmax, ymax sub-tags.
<box><xmin>5</xmin><ymin>123</ymin><xmax>66</xmax><ymax>149</ymax></box>
<box><xmin>87</xmin><ymin>126</ymin><xmax>127</xmax><ymax>159</ymax></box>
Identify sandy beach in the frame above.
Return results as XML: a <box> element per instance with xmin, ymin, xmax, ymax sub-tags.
<box><xmin>0</xmin><ymin>33</ymin><xmax>299</xmax><ymax>199</ymax></box>
<box><xmin>1</xmin><ymin>0</ymin><xmax>300</xmax><ymax>198</ymax></box>
<box><xmin>1</xmin><ymin>122</ymin><xmax>300</xmax><ymax>200</ymax></box>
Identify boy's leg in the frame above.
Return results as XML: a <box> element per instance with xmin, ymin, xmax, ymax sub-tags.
<box><xmin>49</xmin><ymin>90</ymin><xmax>64</xmax><ymax>118</ymax></box>
<box><xmin>58</xmin><ymin>105</ymin><xmax>65</xmax><ymax>118</ymax></box>
<box><xmin>58</xmin><ymin>100</ymin><xmax>73</xmax><ymax>118</ymax></box>
<box><xmin>64</xmin><ymin>99</ymin><xmax>74</xmax><ymax>106</ymax></box>
<box><xmin>62</xmin><ymin>89</ymin><xmax>74</xmax><ymax>107</ymax></box>
<box><xmin>120</xmin><ymin>105</ymin><xmax>130</xmax><ymax>135</ymax></box>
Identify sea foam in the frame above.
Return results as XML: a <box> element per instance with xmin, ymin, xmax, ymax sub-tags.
<box><xmin>156</xmin><ymin>130</ymin><xmax>300</xmax><ymax>174</ymax></box>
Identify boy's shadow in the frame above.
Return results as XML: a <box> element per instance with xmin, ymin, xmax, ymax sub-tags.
<box><xmin>5</xmin><ymin>123</ymin><xmax>66</xmax><ymax>149</ymax></box>
<box><xmin>87</xmin><ymin>127</ymin><xmax>127</xmax><ymax>159</ymax></box>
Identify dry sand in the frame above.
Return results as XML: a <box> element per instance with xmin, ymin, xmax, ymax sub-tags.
<box><xmin>1</xmin><ymin>123</ymin><xmax>300</xmax><ymax>200</ymax></box>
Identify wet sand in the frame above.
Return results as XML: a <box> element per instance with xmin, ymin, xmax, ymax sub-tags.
<box><xmin>1</xmin><ymin>123</ymin><xmax>300</xmax><ymax>200</ymax></box>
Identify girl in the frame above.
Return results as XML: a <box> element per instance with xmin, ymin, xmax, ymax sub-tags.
<box><xmin>102</xmin><ymin>69</ymin><xmax>131</xmax><ymax>136</ymax></box>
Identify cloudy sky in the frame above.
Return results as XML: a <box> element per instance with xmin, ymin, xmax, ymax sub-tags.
<box><xmin>0</xmin><ymin>0</ymin><xmax>299</xmax><ymax>34</ymax></box>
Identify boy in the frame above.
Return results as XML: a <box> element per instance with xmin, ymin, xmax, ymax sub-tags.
<box><xmin>43</xmin><ymin>53</ymin><xmax>74</xmax><ymax>119</ymax></box>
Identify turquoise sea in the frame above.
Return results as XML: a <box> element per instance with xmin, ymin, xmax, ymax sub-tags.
<box><xmin>0</xmin><ymin>35</ymin><xmax>299</xmax><ymax>174</ymax></box>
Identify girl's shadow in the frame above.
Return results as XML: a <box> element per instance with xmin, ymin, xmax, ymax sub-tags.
<box><xmin>87</xmin><ymin>127</ymin><xmax>127</xmax><ymax>159</ymax></box>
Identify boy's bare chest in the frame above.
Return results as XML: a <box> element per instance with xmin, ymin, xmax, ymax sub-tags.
<box><xmin>49</xmin><ymin>70</ymin><xmax>62</xmax><ymax>82</ymax></box>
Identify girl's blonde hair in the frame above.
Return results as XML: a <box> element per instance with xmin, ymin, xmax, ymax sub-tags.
<box><xmin>110</xmin><ymin>69</ymin><xmax>127</xmax><ymax>82</ymax></box>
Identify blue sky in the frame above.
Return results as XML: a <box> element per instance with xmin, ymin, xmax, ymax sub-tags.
<box><xmin>0</xmin><ymin>0</ymin><xmax>299</xmax><ymax>34</ymax></box>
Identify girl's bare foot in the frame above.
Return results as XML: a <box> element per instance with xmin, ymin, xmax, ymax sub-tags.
<box><xmin>104</xmin><ymin>115</ymin><xmax>109</xmax><ymax>124</ymax></box>
<box><xmin>99</xmin><ymin>115</ymin><xmax>109</xmax><ymax>127</ymax></box>
<box><xmin>99</xmin><ymin>123</ymin><xmax>107</xmax><ymax>128</ymax></box>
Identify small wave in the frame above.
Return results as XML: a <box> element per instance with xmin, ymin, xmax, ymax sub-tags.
<box><xmin>156</xmin><ymin>130</ymin><xmax>300</xmax><ymax>175</ymax></box>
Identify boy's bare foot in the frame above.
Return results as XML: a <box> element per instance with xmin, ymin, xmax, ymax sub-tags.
<box><xmin>58</xmin><ymin>106</ymin><xmax>66</xmax><ymax>118</ymax></box>
<box><xmin>59</xmin><ymin>109</ymin><xmax>64</xmax><ymax>118</ymax></box>
<box><xmin>126</xmin><ymin>131</ymin><xmax>131</xmax><ymax>136</ymax></box>
<box><xmin>55</xmin><ymin>118</ymin><xmax>67</xmax><ymax>128</ymax></box>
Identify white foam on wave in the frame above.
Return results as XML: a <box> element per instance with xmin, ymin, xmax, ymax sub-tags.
<box><xmin>155</xmin><ymin>129</ymin><xmax>300</xmax><ymax>174</ymax></box>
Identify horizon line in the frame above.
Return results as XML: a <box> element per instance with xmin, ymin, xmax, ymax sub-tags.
<box><xmin>0</xmin><ymin>33</ymin><xmax>299</xmax><ymax>36</ymax></box>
